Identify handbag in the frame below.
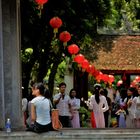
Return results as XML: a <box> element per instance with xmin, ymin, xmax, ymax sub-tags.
<box><xmin>51</xmin><ymin>109</ymin><xmax>63</xmax><ymax>130</ymax></box>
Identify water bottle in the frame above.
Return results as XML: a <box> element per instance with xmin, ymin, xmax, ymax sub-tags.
<box><xmin>6</xmin><ymin>118</ymin><xmax>11</xmax><ymax>133</ymax></box>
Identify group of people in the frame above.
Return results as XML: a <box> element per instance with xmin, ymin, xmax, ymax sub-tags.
<box><xmin>22</xmin><ymin>81</ymin><xmax>140</xmax><ymax>133</ymax></box>
<box><xmin>87</xmin><ymin>83</ymin><xmax>140</xmax><ymax>128</ymax></box>
<box><xmin>22</xmin><ymin>82</ymin><xmax>80</xmax><ymax>133</ymax></box>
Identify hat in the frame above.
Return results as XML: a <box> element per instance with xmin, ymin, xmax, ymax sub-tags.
<box><xmin>94</xmin><ymin>83</ymin><xmax>101</xmax><ymax>87</ymax></box>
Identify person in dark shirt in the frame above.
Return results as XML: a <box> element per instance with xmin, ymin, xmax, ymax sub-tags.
<box><xmin>100</xmin><ymin>88</ymin><xmax>112</xmax><ymax>127</ymax></box>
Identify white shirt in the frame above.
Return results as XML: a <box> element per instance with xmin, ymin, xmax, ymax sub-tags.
<box><xmin>53</xmin><ymin>93</ymin><xmax>71</xmax><ymax>116</ymax></box>
<box><xmin>89</xmin><ymin>95</ymin><xmax>109</xmax><ymax>113</ymax></box>
<box><xmin>31</xmin><ymin>96</ymin><xmax>51</xmax><ymax>125</ymax></box>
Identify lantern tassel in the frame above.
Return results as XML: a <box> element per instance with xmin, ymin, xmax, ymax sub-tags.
<box><xmin>37</xmin><ymin>4</ymin><xmax>43</xmax><ymax>18</ymax></box>
<box><xmin>63</xmin><ymin>42</ymin><xmax>67</xmax><ymax>47</ymax></box>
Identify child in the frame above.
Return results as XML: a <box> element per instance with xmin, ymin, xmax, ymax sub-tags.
<box><xmin>115</xmin><ymin>105</ymin><xmax>126</xmax><ymax>128</ymax></box>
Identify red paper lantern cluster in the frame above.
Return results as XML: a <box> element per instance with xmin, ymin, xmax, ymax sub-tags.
<box><xmin>59</xmin><ymin>31</ymin><xmax>71</xmax><ymax>46</ymax></box>
<box><xmin>72</xmin><ymin>52</ymin><xmax>116</xmax><ymax>84</ymax></box>
<box><xmin>68</xmin><ymin>44</ymin><xmax>80</xmax><ymax>55</ymax></box>
<box><xmin>50</xmin><ymin>17</ymin><xmax>62</xmax><ymax>33</ymax></box>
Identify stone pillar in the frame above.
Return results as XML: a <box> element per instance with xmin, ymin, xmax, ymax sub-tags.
<box><xmin>0</xmin><ymin>0</ymin><xmax>23</xmax><ymax>129</ymax></box>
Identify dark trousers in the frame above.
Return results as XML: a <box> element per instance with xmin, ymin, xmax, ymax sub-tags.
<box><xmin>59</xmin><ymin>116</ymin><xmax>70</xmax><ymax>127</ymax></box>
<box><xmin>104</xmin><ymin>111</ymin><xmax>109</xmax><ymax>127</ymax></box>
<box><xmin>27</xmin><ymin>122</ymin><xmax>53</xmax><ymax>133</ymax></box>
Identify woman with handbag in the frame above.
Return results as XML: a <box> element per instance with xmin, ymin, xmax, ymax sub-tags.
<box><xmin>27</xmin><ymin>82</ymin><xmax>53</xmax><ymax>133</ymax></box>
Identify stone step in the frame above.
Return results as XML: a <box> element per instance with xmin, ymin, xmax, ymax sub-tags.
<box><xmin>0</xmin><ymin>128</ymin><xmax>139</xmax><ymax>140</ymax></box>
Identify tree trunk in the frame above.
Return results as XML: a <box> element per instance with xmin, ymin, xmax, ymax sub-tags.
<box><xmin>48</xmin><ymin>62</ymin><xmax>59</xmax><ymax>98</ymax></box>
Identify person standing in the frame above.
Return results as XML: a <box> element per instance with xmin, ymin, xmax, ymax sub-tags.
<box><xmin>69</xmin><ymin>89</ymin><xmax>80</xmax><ymax>128</ymax></box>
<box><xmin>53</xmin><ymin>82</ymin><xmax>71</xmax><ymax>127</ymax></box>
<box><xmin>124</xmin><ymin>87</ymin><xmax>138</xmax><ymax>128</ymax></box>
<box><xmin>115</xmin><ymin>105</ymin><xmax>126</xmax><ymax>128</ymax></box>
<box><xmin>88</xmin><ymin>84</ymin><xmax>109</xmax><ymax>128</ymax></box>
<box><xmin>100</xmin><ymin>88</ymin><xmax>111</xmax><ymax>128</ymax></box>
<box><xmin>133</xmin><ymin>85</ymin><xmax>140</xmax><ymax>128</ymax></box>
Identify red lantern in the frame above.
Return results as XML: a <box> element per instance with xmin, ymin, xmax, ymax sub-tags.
<box><xmin>95</xmin><ymin>72</ymin><xmax>103</xmax><ymax>82</ymax></box>
<box><xmin>35</xmin><ymin>0</ymin><xmax>48</xmax><ymax>17</ymax></box>
<box><xmin>68</xmin><ymin>44</ymin><xmax>80</xmax><ymax>55</ymax></box>
<box><xmin>108</xmin><ymin>75</ymin><xmax>115</xmax><ymax>84</ymax></box>
<box><xmin>35</xmin><ymin>0</ymin><xmax>48</xmax><ymax>5</ymax></box>
<box><xmin>135</xmin><ymin>76</ymin><xmax>140</xmax><ymax>82</ymax></box>
<box><xmin>130</xmin><ymin>80</ymin><xmax>137</xmax><ymax>87</ymax></box>
<box><xmin>50</xmin><ymin>17</ymin><xmax>62</xmax><ymax>34</ymax></box>
<box><xmin>102</xmin><ymin>74</ymin><xmax>109</xmax><ymax>83</ymax></box>
<box><xmin>117</xmin><ymin>80</ymin><xmax>123</xmax><ymax>87</ymax></box>
<box><xmin>92</xmin><ymin>69</ymin><xmax>100</xmax><ymax>77</ymax></box>
<box><xmin>74</xmin><ymin>54</ymin><xmax>85</xmax><ymax>66</ymax></box>
<box><xmin>86</xmin><ymin>65</ymin><xmax>95</xmax><ymax>74</ymax></box>
<box><xmin>81</xmin><ymin>59</ymin><xmax>89</xmax><ymax>71</ymax></box>
<box><xmin>59</xmin><ymin>31</ymin><xmax>71</xmax><ymax>46</ymax></box>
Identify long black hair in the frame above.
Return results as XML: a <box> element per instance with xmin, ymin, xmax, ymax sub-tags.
<box><xmin>44</xmin><ymin>88</ymin><xmax>51</xmax><ymax>99</ymax></box>
<box><xmin>69</xmin><ymin>88</ymin><xmax>76</xmax><ymax>99</ymax></box>
<box><xmin>94</xmin><ymin>85</ymin><xmax>101</xmax><ymax>104</ymax></box>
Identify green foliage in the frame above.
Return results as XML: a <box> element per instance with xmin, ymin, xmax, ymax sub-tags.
<box><xmin>21</xmin><ymin>48</ymin><xmax>33</xmax><ymax>63</ymax></box>
<box><xmin>54</xmin><ymin>61</ymin><xmax>67</xmax><ymax>84</ymax></box>
<box><xmin>79</xmin><ymin>106</ymin><xmax>91</xmax><ymax>127</ymax></box>
<box><xmin>104</xmin><ymin>0</ymin><xmax>140</xmax><ymax>32</ymax></box>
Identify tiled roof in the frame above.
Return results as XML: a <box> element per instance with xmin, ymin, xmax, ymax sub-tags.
<box><xmin>93</xmin><ymin>35</ymin><xmax>140</xmax><ymax>70</ymax></box>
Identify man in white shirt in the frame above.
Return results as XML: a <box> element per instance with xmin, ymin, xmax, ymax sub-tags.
<box><xmin>53</xmin><ymin>82</ymin><xmax>71</xmax><ymax>127</ymax></box>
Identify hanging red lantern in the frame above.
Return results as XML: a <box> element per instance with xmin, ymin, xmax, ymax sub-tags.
<box><xmin>74</xmin><ymin>54</ymin><xmax>85</xmax><ymax>67</ymax></box>
<box><xmin>108</xmin><ymin>75</ymin><xmax>115</xmax><ymax>84</ymax></box>
<box><xmin>102</xmin><ymin>74</ymin><xmax>109</xmax><ymax>83</ymax></box>
<box><xmin>68</xmin><ymin>44</ymin><xmax>80</xmax><ymax>56</ymax></box>
<box><xmin>95</xmin><ymin>72</ymin><xmax>103</xmax><ymax>82</ymax></box>
<box><xmin>86</xmin><ymin>64</ymin><xmax>95</xmax><ymax>74</ymax></box>
<box><xmin>122</xmin><ymin>73</ymin><xmax>126</xmax><ymax>81</ymax></box>
<box><xmin>50</xmin><ymin>17</ymin><xmax>62</xmax><ymax>34</ymax></box>
<box><xmin>59</xmin><ymin>31</ymin><xmax>71</xmax><ymax>47</ymax></box>
<box><xmin>35</xmin><ymin>0</ymin><xmax>48</xmax><ymax>16</ymax></box>
<box><xmin>117</xmin><ymin>80</ymin><xmax>123</xmax><ymax>87</ymax></box>
<box><xmin>81</xmin><ymin>59</ymin><xmax>89</xmax><ymax>71</ymax></box>
<box><xmin>92</xmin><ymin>69</ymin><xmax>100</xmax><ymax>77</ymax></box>
<box><xmin>35</xmin><ymin>0</ymin><xmax>48</xmax><ymax>5</ymax></box>
<box><xmin>135</xmin><ymin>76</ymin><xmax>140</xmax><ymax>82</ymax></box>
<box><xmin>130</xmin><ymin>80</ymin><xmax>136</xmax><ymax>87</ymax></box>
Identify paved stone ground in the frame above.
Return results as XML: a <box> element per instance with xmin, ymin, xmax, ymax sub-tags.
<box><xmin>0</xmin><ymin>128</ymin><xmax>140</xmax><ymax>140</ymax></box>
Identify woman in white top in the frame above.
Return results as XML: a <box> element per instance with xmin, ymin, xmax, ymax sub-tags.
<box><xmin>27</xmin><ymin>82</ymin><xmax>53</xmax><ymax>133</ymax></box>
<box><xmin>133</xmin><ymin>86</ymin><xmax>140</xmax><ymax>128</ymax></box>
<box><xmin>69</xmin><ymin>89</ymin><xmax>80</xmax><ymax>128</ymax></box>
<box><xmin>88</xmin><ymin>84</ymin><xmax>109</xmax><ymax>128</ymax></box>
<box><xmin>124</xmin><ymin>87</ymin><xmax>138</xmax><ymax>128</ymax></box>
